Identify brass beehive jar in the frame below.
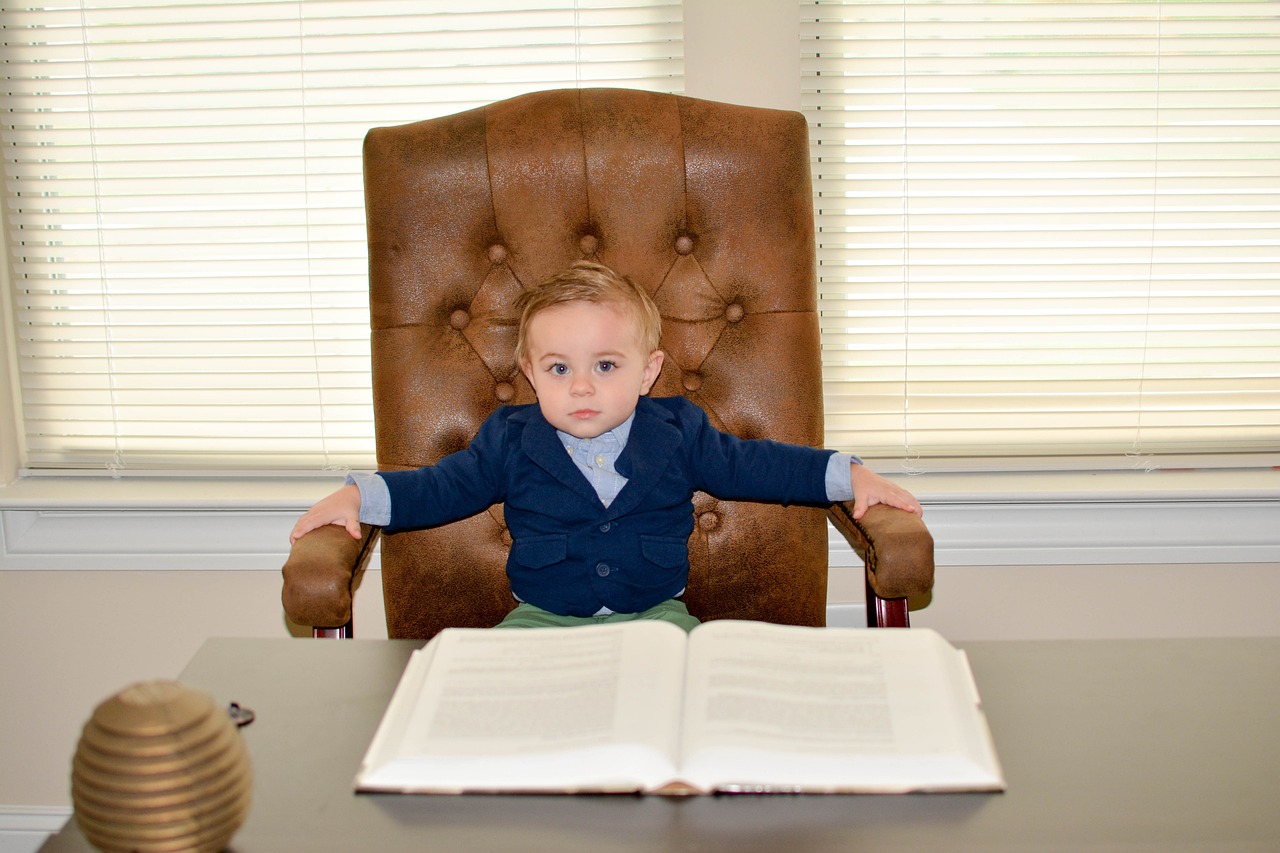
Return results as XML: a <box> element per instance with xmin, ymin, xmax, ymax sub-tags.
<box><xmin>71</xmin><ymin>680</ymin><xmax>252</xmax><ymax>853</ymax></box>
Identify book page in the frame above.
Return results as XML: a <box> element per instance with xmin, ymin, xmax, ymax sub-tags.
<box><xmin>677</xmin><ymin>622</ymin><xmax>1004</xmax><ymax>793</ymax></box>
<box><xmin>356</xmin><ymin>621</ymin><xmax>689</xmax><ymax>792</ymax></box>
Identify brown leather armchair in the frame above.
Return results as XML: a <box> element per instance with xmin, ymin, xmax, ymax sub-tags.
<box><xmin>282</xmin><ymin>89</ymin><xmax>933</xmax><ymax>639</ymax></box>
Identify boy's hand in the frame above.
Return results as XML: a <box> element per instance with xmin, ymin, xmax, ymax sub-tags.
<box><xmin>289</xmin><ymin>483</ymin><xmax>363</xmax><ymax>544</ymax></box>
<box><xmin>849</xmin><ymin>463</ymin><xmax>923</xmax><ymax>520</ymax></box>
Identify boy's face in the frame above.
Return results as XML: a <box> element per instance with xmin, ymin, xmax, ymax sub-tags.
<box><xmin>519</xmin><ymin>300</ymin><xmax>664</xmax><ymax>439</ymax></box>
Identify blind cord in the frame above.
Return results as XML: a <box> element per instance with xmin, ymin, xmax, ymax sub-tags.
<box><xmin>78</xmin><ymin>1</ymin><xmax>125</xmax><ymax>475</ymax></box>
<box><xmin>899</xmin><ymin>0</ymin><xmax>922</xmax><ymax>475</ymax></box>
<box><xmin>1129</xmin><ymin>0</ymin><xmax>1163</xmax><ymax>473</ymax></box>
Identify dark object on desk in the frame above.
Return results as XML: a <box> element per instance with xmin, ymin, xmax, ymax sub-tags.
<box><xmin>281</xmin><ymin>88</ymin><xmax>934</xmax><ymax>640</ymax></box>
<box><xmin>70</xmin><ymin>680</ymin><xmax>252</xmax><ymax>853</ymax></box>
<box><xmin>227</xmin><ymin>702</ymin><xmax>255</xmax><ymax>728</ymax></box>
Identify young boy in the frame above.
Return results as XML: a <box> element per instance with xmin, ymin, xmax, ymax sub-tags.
<box><xmin>290</xmin><ymin>261</ymin><xmax>921</xmax><ymax>630</ymax></box>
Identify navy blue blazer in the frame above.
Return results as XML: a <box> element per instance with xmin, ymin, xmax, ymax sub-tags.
<box><xmin>378</xmin><ymin>395</ymin><xmax>835</xmax><ymax>617</ymax></box>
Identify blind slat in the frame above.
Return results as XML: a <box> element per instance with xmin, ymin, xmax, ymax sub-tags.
<box><xmin>3</xmin><ymin>1</ymin><xmax>683</xmax><ymax>471</ymax></box>
<box><xmin>804</xmin><ymin>0</ymin><xmax>1280</xmax><ymax>470</ymax></box>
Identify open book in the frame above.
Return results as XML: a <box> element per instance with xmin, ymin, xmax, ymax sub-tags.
<box><xmin>355</xmin><ymin>620</ymin><xmax>1004</xmax><ymax>795</ymax></box>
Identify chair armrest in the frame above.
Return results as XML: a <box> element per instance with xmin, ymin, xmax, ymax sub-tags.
<box><xmin>281</xmin><ymin>524</ymin><xmax>380</xmax><ymax>629</ymax></box>
<box><xmin>827</xmin><ymin>502</ymin><xmax>934</xmax><ymax>600</ymax></box>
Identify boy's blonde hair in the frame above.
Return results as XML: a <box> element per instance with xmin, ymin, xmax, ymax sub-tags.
<box><xmin>514</xmin><ymin>261</ymin><xmax>663</xmax><ymax>366</ymax></box>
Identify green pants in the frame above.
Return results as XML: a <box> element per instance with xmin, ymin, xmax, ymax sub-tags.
<box><xmin>495</xmin><ymin>599</ymin><xmax>700</xmax><ymax>632</ymax></box>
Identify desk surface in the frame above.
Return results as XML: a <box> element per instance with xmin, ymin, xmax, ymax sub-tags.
<box><xmin>42</xmin><ymin>635</ymin><xmax>1280</xmax><ymax>852</ymax></box>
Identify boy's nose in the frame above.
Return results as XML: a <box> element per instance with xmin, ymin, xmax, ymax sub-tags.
<box><xmin>570</xmin><ymin>376</ymin><xmax>593</xmax><ymax>395</ymax></box>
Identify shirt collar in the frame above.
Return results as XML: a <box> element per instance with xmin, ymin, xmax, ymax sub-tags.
<box><xmin>556</xmin><ymin>409</ymin><xmax>635</xmax><ymax>451</ymax></box>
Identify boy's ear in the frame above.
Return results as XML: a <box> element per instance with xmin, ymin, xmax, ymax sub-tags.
<box><xmin>519</xmin><ymin>358</ymin><xmax>535</xmax><ymax>387</ymax></box>
<box><xmin>640</xmin><ymin>349</ymin><xmax>665</xmax><ymax>395</ymax></box>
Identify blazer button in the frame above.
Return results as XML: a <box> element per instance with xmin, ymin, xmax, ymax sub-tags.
<box><xmin>599</xmin><ymin>522</ymin><xmax>612</xmax><ymax>533</ymax></box>
<box><xmin>595</xmin><ymin>562</ymin><xmax>611</xmax><ymax>577</ymax></box>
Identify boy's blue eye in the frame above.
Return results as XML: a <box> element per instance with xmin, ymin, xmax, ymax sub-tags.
<box><xmin>597</xmin><ymin>361</ymin><xmax>616</xmax><ymax>373</ymax></box>
<box><xmin>550</xmin><ymin>363</ymin><xmax>569</xmax><ymax>376</ymax></box>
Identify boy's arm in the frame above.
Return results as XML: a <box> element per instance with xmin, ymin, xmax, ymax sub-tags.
<box><xmin>847</xmin><ymin>461</ymin><xmax>922</xmax><ymax>519</ymax></box>
<box><xmin>288</xmin><ymin>473</ymin><xmax>394</xmax><ymax>543</ymax></box>
<box><xmin>290</xmin><ymin>483</ymin><xmax>362</xmax><ymax>543</ymax></box>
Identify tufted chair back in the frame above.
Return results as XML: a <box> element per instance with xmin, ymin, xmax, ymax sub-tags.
<box><xmin>364</xmin><ymin>88</ymin><xmax>830</xmax><ymax>639</ymax></box>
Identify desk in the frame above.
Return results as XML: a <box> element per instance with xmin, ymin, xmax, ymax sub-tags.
<box><xmin>41</xmin><ymin>636</ymin><xmax>1280</xmax><ymax>852</ymax></box>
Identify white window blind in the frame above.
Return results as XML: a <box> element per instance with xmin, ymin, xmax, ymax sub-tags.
<box><xmin>803</xmin><ymin>1</ymin><xmax>1280</xmax><ymax>471</ymax></box>
<box><xmin>2</xmin><ymin>0</ymin><xmax>683</xmax><ymax>473</ymax></box>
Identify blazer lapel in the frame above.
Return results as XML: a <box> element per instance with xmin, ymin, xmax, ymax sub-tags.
<box><xmin>517</xmin><ymin>408</ymin><xmax>602</xmax><ymax>506</ymax></box>
<box><xmin>608</xmin><ymin>399</ymin><xmax>682</xmax><ymax>519</ymax></box>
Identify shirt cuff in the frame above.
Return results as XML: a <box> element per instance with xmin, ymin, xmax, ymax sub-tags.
<box><xmin>346</xmin><ymin>471</ymin><xmax>392</xmax><ymax>526</ymax></box>
<box><xmin>824</xmin><ymin>452</ymin><xmax>862</xmax><ymax>503</ymax></box>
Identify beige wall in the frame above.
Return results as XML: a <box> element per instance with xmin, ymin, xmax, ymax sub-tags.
<box><xmin>0</xmin><ymin>569</ymin><xmax>382</xmax><ymax>805</ymax></box>
<box><xmin>684</xmin><ymin>0</ymin><xmax>801</xmax><ymax>111</ymax></box>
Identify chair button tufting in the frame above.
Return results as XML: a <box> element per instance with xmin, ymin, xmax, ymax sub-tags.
<box><xmin>698</xmin><ymin>511</ymin><xmax>719</xmax><ymax>531</ymax></box>
<box><xmin>724</xmin><ymin>303</ymin><xmax>745</xmax><ymax>323</ymax></box>
<box><xmin>495</xmin><ymin>382</ymin><xmax>516</xmax><ymax>402</ymax></box>
<box><xmin>449</xmin><ymin>309</ymin><xmax>470</xmax><ymax>330</ymax></box>
<box><xmin>675</xmin><ymin>235</ymin><xmax>694</xmax><ymax>255</ymax></box>
<box><xmin>682</xmin><ymin>372</ymin><xmax>703</xmax><ymax>392</ymax></box>
<box><xmin>579</xmin><ymin>234</ymin><xmax>598</xmax><ymax>256</ymax></box>
<box><xmin>488</xmin><ymin>244</ymin><xmax>507</xmax><ymax>264</ymax></box>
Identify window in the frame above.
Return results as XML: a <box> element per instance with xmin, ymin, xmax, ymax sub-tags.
<box><xmin>2</xmin><ymin>0</ymin><xmax>682</xmax><ymax>472</ymax></box>
<box><xmin>804</xmin><ymin>1</ymin><xmax>1280</xmax><ymax>471</ymax></box>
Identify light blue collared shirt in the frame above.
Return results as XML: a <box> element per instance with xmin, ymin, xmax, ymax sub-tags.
<box><xmin>559</xmin><ymin>413</ymin><xmax>633</xmax><ymax>508</ymax></box>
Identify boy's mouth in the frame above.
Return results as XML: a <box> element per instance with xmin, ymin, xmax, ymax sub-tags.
<box><xmin>571</xmin><ymin>409</ymin><xmax>600</xmax><ymax>420</ymax></box>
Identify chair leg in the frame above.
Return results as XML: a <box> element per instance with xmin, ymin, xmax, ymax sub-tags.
<box><xmin>313</xmin><ymin>620</ymin><xmax>353</xmax><ymax>639</ymax></box>
<box><xmin>865</xmin><ymin>574</ymin><xmax>910</xmax><ymax>628</ymax></box>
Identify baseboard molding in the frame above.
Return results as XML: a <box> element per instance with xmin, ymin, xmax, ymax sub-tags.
<box><xmin>0</xmin><ymin>806</ymin><xmax>69</xmax><ymax>853</ymax></box>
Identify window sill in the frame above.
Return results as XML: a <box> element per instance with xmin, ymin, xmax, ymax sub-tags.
<box><xmin>1</xmin><ymin>467</ymin><xmax>1275</xmax><ymax>511</ymax></box>
<box><xmin>898</xmin><ymin>467</ymin><xmax>1280</xmax><ymax>505</ymax></box>
<box><xmin>1</xmin><ymin>468</ymin><xmax>1277</xmax><ymax>571</ymax></box>
<box><xmin>0</xmin><ymin>474</ymin><xmax>346</xmax><ymax>512</ymax></box>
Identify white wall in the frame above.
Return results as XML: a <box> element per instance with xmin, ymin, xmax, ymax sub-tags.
<box><xmin>0</xmin><ymin>2</ymin><xmax>1277</xmax><ymax>849</ymax></box>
